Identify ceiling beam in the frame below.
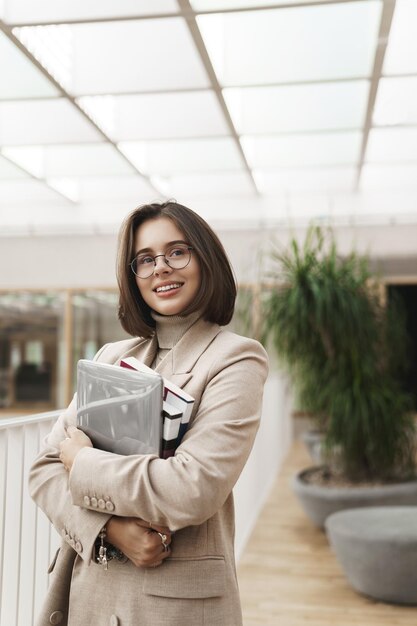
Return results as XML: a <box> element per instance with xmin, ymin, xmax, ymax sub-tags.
<box><xmin>0</xmin><ymin>150</ymin><xmax>80</xmax><ymax>205</ymax></box>
<box><xmin>177</xmin><ymin>0</ymin><xmax>259</xmax><ymax>195</ymax></box>
<box><xmin>355</xmin><ymin>0</ymin><xmax>397</xmax><ymax>190</ymax></box>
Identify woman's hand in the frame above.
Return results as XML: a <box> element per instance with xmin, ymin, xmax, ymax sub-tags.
<box><xmin>59</xmin><ymin>426</ymin><xmax>93</xmax><ymax>472</ymax></box>
<box><xmin>106</xmin><ymin>517</ymin><xmax>172</xmax><ymax>568</ymax></box>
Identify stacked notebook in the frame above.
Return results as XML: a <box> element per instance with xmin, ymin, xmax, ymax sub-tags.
<box><xmin>77</xmin><ymin>358</ymin><xmax>194</xmax><ymax>458</ymax></box>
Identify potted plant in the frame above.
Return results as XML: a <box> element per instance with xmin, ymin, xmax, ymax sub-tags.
<box><xmin>262</xmin><ymin>226</ymin><xmax>417</xmax><ymax>528</ymax></box>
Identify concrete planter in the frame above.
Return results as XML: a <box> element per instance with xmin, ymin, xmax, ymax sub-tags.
<box><xmin>292</xmin><ymin>466</ymin><xmax>417</xmax><ymax>529</ymax></box>
<box><xmin>300</xmin><ymin>430</ymin><xmax>324</xmax><ymax>464</ymax></box>
<box><xmin>325</xmin><ymin>507</ymin><xmax>417</xmax><ymax>605</ymax></box>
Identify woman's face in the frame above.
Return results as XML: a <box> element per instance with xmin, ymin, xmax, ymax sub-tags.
<box><xmin>133</xmin><ymin>217</ymin><xmax>201</xmax><ymax>316</ymax></box>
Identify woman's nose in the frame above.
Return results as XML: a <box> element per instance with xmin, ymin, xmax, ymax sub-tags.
<box><xmin>153</xmin><ymin>256</ymin><xmax>172</xmax><ymax>275</ymax></box>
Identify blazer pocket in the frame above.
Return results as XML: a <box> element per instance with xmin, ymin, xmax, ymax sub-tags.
<box><xmin>143</xmin><ymin>556</ymin><xmax>225</xmax><ymax>599</ymax></box>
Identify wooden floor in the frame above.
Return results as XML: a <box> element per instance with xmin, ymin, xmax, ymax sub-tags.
<box><xmin>237</xmin><ymin>442</ymin><xmax>417</xmax><ymax>626</ymax></box>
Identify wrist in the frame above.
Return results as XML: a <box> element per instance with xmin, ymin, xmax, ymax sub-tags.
<box><xmin>94</xmin><ymin>523</ymin><xmax>126</xmax><ymax>566</ymax></box>
<box><xmin>105</xmin><ymin>517</ymin><xmax>118</xmax><ymax>546</ymax></box>
<box><xmin>68</xmin><ymin>443</ymin><xmax>91</xmax><ymax>472</ymax></box>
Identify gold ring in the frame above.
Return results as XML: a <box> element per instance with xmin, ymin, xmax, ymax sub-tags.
<box><xmin>157</xmin><ymin>532</ymin><xmax>169</xmax><ymax>551</ymax></box>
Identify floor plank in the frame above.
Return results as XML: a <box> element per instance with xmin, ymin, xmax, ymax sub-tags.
<box><xmin>237</xmin><ymin>441</ymin><xmax>417</xmax><ymax>625</ymax></box>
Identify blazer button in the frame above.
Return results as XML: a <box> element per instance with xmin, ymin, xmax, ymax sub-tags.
<box><xmin>91</xmin><ymin>497</ymin><xmax>98</xmax><ymax>507</ymax></box>
<box><xmin>75</xmin><ymin>541</ymin><xmax>83</xmax><ymax>553</ymax></box>
<box><xmin>98</xmin><ymin>499</ymin><xmax>106</xmax><ymax>510</ymax></box>
<box><xmin>83</xmin><ymin>495</ymin><xmax>91</xmax><ymax>506</ymax></box>
<box><xmin>109</xmin><ymin>616</ymin><xmax>119</xmax><ymax>626</ymax></box>
<box><xmin>105</xmin><ymin>501</ymin><xmax>115</xmax><ymax>512</ymax></box>
<box><xmin>49</xmin><ymin>611</ymin><xmax>63</xmax><ymax>624</ymax></box>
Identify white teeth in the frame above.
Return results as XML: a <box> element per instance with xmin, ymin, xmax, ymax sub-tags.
<box><xmin>156</xmin><ymin>283</ymin><xmax>181</xmax><ymax>293</ymax></box>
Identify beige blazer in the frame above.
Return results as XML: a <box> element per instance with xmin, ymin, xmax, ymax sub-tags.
<box><xmin>29</xmin><ymin>318</ymin><xmax>268</xmax><ymax>626</ymax></box>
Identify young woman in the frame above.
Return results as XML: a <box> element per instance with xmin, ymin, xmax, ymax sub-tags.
<box><xmin>29</xmin><ymin>201</ymin><xmax>268</xmax><ymax>626</ymax></box>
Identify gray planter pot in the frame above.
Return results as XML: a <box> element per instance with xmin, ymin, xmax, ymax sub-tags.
<box><xmin>325</xmin><ymin>507</ymin><xmax>417</xmax><ymax>605</ymax></box>
<box><xmin>301</xmin><ymin>430</ymin><xmax>324</xmax><ymax>464</ymax></box>
<box><xmin>292</xmin><ymin>466</ymin><xmax>417</xmax><ymax>529</ymax></box>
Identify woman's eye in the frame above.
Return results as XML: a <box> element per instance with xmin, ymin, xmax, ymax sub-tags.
<box><xmin>168</xmin><ymin>247</ymin><xmax>186</xmax><ymax>258</ymax></box>
<box><xmin>138</xmin><ymin>256</ymin><xmax>153</xmax><ymax>265</ymax></box>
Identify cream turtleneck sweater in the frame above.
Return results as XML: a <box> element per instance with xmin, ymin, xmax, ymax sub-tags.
<box><xmin>151</xmin><ymin>310</ymin><xmax>201</xmax><ymax>368</ymax></box>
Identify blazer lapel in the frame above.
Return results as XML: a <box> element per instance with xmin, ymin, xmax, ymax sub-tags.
<box><xmin>117</xmin><ymin>334</ymin><xmax>158</xmax><ymax>368</ymax></box>
<box><xmin>152</xmin><ymin>349</ymin><xmax>191</xmax><ymax>389</ymax></box>
<box><xmin>158</xmin><ymin>317</ymin><xmax>222</xmax><ymax>382</ymax></box>
<box><xmin>117</xmin><ymin>318</ymin><xmax>222</xmax><ymax>391</ymax></box>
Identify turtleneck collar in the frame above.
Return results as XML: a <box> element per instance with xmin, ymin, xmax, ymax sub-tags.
<box><xmin>151</xmin><ymin>310</ymin><xmax>202</xmax><ymax>349</ymax></box>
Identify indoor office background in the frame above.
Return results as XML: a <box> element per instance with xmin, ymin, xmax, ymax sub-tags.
<box><xmin>1</xmin><ymin>0</ymin><xmax>417</xmax><ymax>625</ymax></box>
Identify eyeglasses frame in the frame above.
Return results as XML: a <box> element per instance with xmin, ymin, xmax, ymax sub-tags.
<box><xmin>130</xmin><ymin>245</ymin><xmax>194</xmax><ymax>279</ymax></box>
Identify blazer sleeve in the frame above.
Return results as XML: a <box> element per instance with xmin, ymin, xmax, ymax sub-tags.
<box><xmin>68</xmin><ymin>338</ymin><xmax>268</xmax><ymax>531</ymax></box>
<box><xmin>28</xmin><ymin>345</ymin><xmax>112</xmax><ymax>563</ymax></box>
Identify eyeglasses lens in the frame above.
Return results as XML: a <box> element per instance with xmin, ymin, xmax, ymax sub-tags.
<box><xmin>131</xmin><ymin>245</ymin><xmax>192</xmax><ymax>278</ymax></box>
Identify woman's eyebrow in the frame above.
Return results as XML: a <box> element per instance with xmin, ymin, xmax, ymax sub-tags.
<box><xmin>135</xmin><ymin>239</ymin><xmax>188</xmax><ymax>256</ymax></box>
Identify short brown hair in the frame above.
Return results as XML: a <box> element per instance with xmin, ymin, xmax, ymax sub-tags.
<box><xmin>117</xmin><ymin>201</ymin><xmax>237</xmax><ymax>338</ymax></box>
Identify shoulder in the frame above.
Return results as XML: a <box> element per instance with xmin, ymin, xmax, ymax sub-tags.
<box><xmin>215</xmin><ymin>328</ymin><xmax>267</xmax><ymax>355</ymax></box>
<box><xmin>205</xmin><ymin>328</ymin><xmax>269</xmax><ymax>379</ymax></box>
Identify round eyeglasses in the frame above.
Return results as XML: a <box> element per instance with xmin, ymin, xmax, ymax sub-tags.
<box><xmin>130</xmin><ymin>244</ymin><xmax>194</xmax><ymax>279</ymax></box>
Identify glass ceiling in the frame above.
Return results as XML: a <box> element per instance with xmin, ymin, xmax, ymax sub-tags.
<box><xmin>1</xmin><ymin>0</ymin><xmax>417</xmax><ymax>232</ymax></box>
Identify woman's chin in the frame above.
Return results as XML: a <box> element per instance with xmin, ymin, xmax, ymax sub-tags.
<box><xmin>152</xmin><ymin>301</ymin><xmax>184</xmax><ymax>316</ymax></box>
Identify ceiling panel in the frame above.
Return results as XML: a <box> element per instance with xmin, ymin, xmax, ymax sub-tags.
<box><xmin>118</xmin><ymin>138</ymin><xmax>243</xmax><ymax>174</ymax></box>
<box><xmin>191</xmin><ymin>0</ymin><xmax>335</xmax><ymax>9</ymax></box>
<box><xmin>1</xmin><ymin>146</ymin><xmax>43</xmax><ymax>176</ymax></box>
<box><xmin>383</xmin><ymin>0</ymin><xmax>417</xmax><ymax>75</ymax></box>
<box><xmin>198</xmin><ymin>1</ymin><xmax>381</xmax><ymax>86</ymax></box>
<box><xmin>366</xmin><ymin>128</ymin><xmax>417</xmax><ymax>163</ymax></box>
<box><xmin>0</xmin><ymin>31</ymin><xmax>59</xmax><ymax>99</ymax></box>
<box><xmin>0</xmin><ymin>179</ymin><xmax>72</xmax><ymax>204</ymax></box>
<box><xmin>162</xmin><ymin>171</ymin><xmax>254</xmax><ymax>196</ymax></box>
<box><xmin>3</xmin><ymin>144</ymin><xmax>134</xmax><ymax>177</ymax></box>
<box><xmin>77</xmin><ymin>91</ymin><xmax>229</xmax><ymax>141</ymax></box>
<box><xmin>70</xmin><ymin>19</ymin><xmax>210</xmax><ymax>95</ymax></box>
<box><xmin>0</xmin><ymin>99</ymin><xmax>103</xmax><ymax>145</ymax></box>
<box><xmin>4</xmin><ymin>0</ymin><xmax>178</xmax><ymax>24</ymax></box>
<box><xmin>254</xmin><ymin>167</ymin><xmax>357</xmax><ymax>193</ymax></box>
<box><xmin>224</xmin><ymin>81</ymin><xmax>370</xmax><ymax>134</ymax></box>
<box><xmin>361</xmin><ymin>163</ymin><xmax>417</xmax><ymax>190</ymax></box>
<box><xmin>241</xmin><ymin>131</ymin><xmax>362</xmax><ymax>168</ymax></box>
<box><xmin>373</xmin><ymin>76</ymin><xmax>417</xmax><ymax>126</ymax></box>
<box><xmin>77</xmin><ymin>175</ymin><xmax>155</xmax><ymax>202</ymax></box>
<box><xmin>0</xmin><ymin>154</ymin><xmax>29</xmax><ymax>179</ymax></box>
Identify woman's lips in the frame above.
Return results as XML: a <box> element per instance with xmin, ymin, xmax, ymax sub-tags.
<box><xmin>154</xmin><ymin>283</ymin><xmax>183</xmax><ymax>297</ymax></box>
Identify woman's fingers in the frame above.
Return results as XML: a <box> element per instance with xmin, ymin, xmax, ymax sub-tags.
<box><xmin>58</xmin><ymin>427</ymin><xmax>93</xmax><ymax>472</ymax></box>
<box><xmin>65</xmin><ymin>426</ymin><xmax>93</xmax><ymax>446</ymax></box>
<box><xmin>106</xmin><ymin>517</ymin><xmax>172</xmax><ymax>568</ymax></box>
<box><xmin>135</xmin><ymin>518</ymin><xmax>171</xmax><ymax>536</ymax></box>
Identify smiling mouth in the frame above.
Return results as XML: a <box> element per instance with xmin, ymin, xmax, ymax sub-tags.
<box><xmin>154</xmin><ymin>282</ymin><xmax>183</xmax><ymax>293</ymax></box>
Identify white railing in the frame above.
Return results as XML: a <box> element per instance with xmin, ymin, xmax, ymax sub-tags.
<box><xmin>0</xmin><ymin>411</ymin><xmax>61</xmax><ymax>626</ymax></box>
<box><xmin>0</xmin><ymin>372</ymin><xmax>293</xmax><ymax>626</ymax></box>
<box><xmin>234</xmin><ymin>371</ymin><xmax>293</xmax><ymax>559</ymax></box>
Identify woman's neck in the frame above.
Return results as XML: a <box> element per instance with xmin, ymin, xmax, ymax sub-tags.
<box><xmin>151</xmin><ymin>310</ymin><xmax>201</xmax><ymax>350</ymax></box>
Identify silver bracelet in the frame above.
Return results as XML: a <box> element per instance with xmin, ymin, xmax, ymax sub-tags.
<box><xmin>95</xmin><ymin>526</ymin><xmax>127</xmax><ymax>568</ymax></box>
<box><xmin>96</xmin><ymin>526</ymin><xmax>108</xmax><ymax>570</ymax></box>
